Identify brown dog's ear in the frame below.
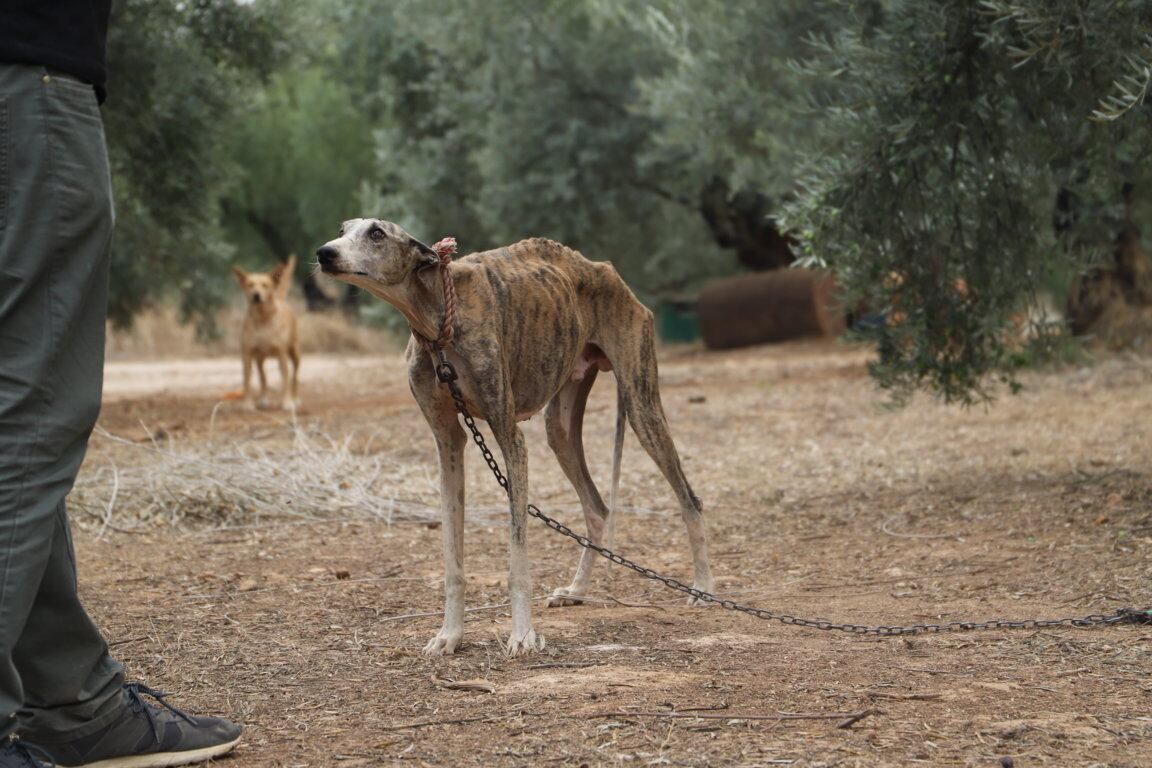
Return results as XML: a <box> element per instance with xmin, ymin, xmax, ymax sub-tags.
<box><xmin>272</xmin><ymin>254</ymin><xmax>297</xmax><ymax>300</ymax></box>
<box><xmin>231</xmin><ymin>266</ymin><xmax>248</xmax><ymax>287</ymax></box>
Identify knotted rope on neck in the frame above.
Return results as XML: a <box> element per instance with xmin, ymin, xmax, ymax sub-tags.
<box><xmin>422</xmin><ymin>236</ymin><xmax>458</xmax><ymax>351</ymax></box>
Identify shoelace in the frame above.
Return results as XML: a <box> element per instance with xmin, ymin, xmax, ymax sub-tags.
<box><xmin>123</xmin><ymin>683</ymin><xmax>198</xmax><ymax>745</ymax></box>
<box><xmin>2</xmin><ymin>739</ymin><xmax>52</xmax><ymax>768</ymax></box>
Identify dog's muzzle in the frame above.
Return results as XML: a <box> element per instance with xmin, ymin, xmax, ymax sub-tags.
<box><xmin>316</xmin><ymin>245</ymin><xmax>338</xmax><ymax>271</ymax></box>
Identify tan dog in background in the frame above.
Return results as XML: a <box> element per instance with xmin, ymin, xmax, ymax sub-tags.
<box><xmin>231</xmin><ymin>256</ymin><xmax>300</xmax><ymax>410</ymax></box>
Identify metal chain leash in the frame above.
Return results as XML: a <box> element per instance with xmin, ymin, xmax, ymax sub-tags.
<box><xmin>430</xmin><ymin>349</ymin><xmax>1151</xmax><ymax>636</ymax></box>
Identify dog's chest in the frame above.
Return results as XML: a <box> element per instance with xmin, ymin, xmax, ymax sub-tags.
<box><xmin>243</xmin><ymin>307</ymin><xmax>292</xmax><ymax>352</ymax></box>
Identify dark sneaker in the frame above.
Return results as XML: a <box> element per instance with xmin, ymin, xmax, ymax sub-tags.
<box><xmin>1</xmin><ymin>740</ymin><xmax>51</xmax><ymax>768</ymax></box>
<box><xmin>26</xmin><ymin>683</ymin><xmax>241</xmax><ymax>768</ymax></box>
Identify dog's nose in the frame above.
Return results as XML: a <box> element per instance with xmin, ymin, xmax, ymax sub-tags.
<box><xmin>316</xmin><ymin>245</ymin><xmax>338</xmax><ymax>269</ymax></box>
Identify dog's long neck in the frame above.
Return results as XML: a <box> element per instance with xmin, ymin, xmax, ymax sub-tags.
<box><xmin>365</xmin><ymin>266</ymin><xmax>447</xmax><ymax>343</ymax></box>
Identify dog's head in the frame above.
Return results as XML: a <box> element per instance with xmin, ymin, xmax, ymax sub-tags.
<box><xmin>232</xmin><ymin>258</ymin><xmax>293</xmax><ymax>307</ymax></box>
<box><xmin>315</xmin><ymin>219</ymin><xmax>437</xmax><ymax>290</ymax></box>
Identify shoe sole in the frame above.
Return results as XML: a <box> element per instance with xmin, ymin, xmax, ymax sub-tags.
<box><xmin>64</xmin><ymin>737</ymin><xmax>241</xmax><ymax>768</ymax></box>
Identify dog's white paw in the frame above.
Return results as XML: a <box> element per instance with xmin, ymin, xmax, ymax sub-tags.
<box><xmin>546</xmin><ymin>587</ymin><xmax>587</xmax><ymax>608</ymax></box>
<box><xmin>503</xmin><ymin>627</ymin><xmax>545</xmax><ymax>657</ymax></box>
<box><xmin>422</xmin><ymin>628</ymin><xmax>463</xmax><ymax>656</ymax></box>
<box><xmin>280</xmin><ymin>398</ymin><xmax>299</xmax><ymax>411</ymax></box>
<box><xmin>242</xmin><ymin>398</ymin><xmax>258</xmax><ymax>412</ymax></box>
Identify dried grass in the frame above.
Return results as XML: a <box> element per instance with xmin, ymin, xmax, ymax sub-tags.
<box><xmin>72</xmin><ymin>340</ymin><xmax>1152</xmax><ymax>767</ymax></box>
<box><xmin>72</xmin><ymin>415</ymin><xmax>654</xmax><ymax>536</ymax></box>
<box><xmin>71</xmin><ymin>421</ymin><xmax>449</xmax><ymax>532</ymax></box>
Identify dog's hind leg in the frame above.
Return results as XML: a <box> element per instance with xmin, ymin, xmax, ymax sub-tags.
<box><xmin>544</xmin><ymin>368</ymin><xmax>613</xmax><ymax>607</ymax></box>
<box><xmin>601</xmin><ymin>313</ymin><xmax>714</xmax><ymax>604</ymax></box>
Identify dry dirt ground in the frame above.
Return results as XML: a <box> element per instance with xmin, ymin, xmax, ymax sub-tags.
<box><xmin>73</xmin><ymin>341</ymin><xmax>1151</xmax><ymax>767</ymax></box>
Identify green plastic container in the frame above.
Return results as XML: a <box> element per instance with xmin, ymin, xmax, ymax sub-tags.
<box><xmin>657</xmin><ymin>298</ymin><xmax>700</xmax><ymax>343</ymax></box>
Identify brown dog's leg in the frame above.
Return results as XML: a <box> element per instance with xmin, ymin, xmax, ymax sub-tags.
<box><xmin>544</xmin><ymin>369</ymin><xmax>611</xmax><ymax>607</ymax></box>
<box><xmin>255</xmin><ymin>356</ymin><xmax>268</xmax><ymax>409</ymax></box>
<box><xmin>237</xmin><ymin>350</ymin><xmax>251</xmax><ymax>405</ymax></box>
<box><xmin>289</xmin><ymin>344</ymin><xmax>301</xmax><ymax>406</ymax></box>
<box><xmin>239</xmin><ymin>347</ymin><xmax>258</xmax><ymax>412</ymax></box>
<box><xmin>276</xmin><ymin>352</ymin><xmax>294</xmax><ymax>410</ymax></box>
<box><xmin>601</xmin><ymin>315</ymin><xmax>714</xmax><ymax>603</ymax></box>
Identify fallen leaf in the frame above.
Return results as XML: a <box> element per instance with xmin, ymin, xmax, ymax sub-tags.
<box><xmin>432</xmin><ymin>674</ymin><xmax>495</xmax><ymax>694</ymax></box>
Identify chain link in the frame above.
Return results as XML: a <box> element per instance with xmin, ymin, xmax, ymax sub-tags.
<box><xmin>433</xmin><ymin>352</ymin><xmax>1150</xmax><ymax>636</ymax></box>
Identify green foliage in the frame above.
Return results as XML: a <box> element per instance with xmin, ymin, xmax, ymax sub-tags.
<box><xmin>103</xmin><ymin>0</ymin><xmax>286</xmax><ymax>334</ymax></box>
<box><xmin>779</xmin><ymin>0</ymin><xmax>1152</xmax><ymax>402</ymax></box>
<box><xmin>624</xmin><ymin>0</ymin><xmax>847</xmax><ymax>199</ymax></box>
<box><xmin>102</xmin><ymin>0</ymin><xmax>1152</xmax><ymax>402</ymax></box>
<box><xmin>219</xmin><ymin>67</ymin><xmax>376</xmax><ymax>267</ymax></box>
<box><xmin>333</xmin><ymin>0</ymin><xmax>732</xmax><ymax>301</ymax></box>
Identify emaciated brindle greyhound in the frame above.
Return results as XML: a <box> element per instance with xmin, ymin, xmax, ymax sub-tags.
<box><xmin>317</xmin><ymin>220</ymin><xmax>713</xmax><ymax>655</ymax></box>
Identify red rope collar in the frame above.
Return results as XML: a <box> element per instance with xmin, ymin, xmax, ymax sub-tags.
<box><xmin>417</xmin><ymin>237</ymin><xmax>458</xmax><ymax>352</ymax></box>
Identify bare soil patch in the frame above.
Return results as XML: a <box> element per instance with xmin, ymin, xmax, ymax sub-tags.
<box><xmin>74</xmin><ymin>340</ymin><xmax>1152</xmax><ymax>766</ymax></box>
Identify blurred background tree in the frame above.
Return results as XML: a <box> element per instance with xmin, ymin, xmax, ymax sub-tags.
<box><xmin>101</xmin><ymin>0</ymin><xmax>1152</xmax><ymax>400</ymax></box>
<box><xmin>621</xmin><ymin>0</ymin><xmax>853</xmax><ymax>271</ymax></box>
<box><xmin>779</xmin><ymin>0</ymin><xmax>1152</xmax><ymax>402</ymax></box>
<box><xmin>103</xmin><ymin>0</ymin><xmax>286</xmax><ymax>333</ymax></box>
<box><xmin>334</xmin><ymin>0</ymin><xmax>731</xmax><ymax>302</ymax></box>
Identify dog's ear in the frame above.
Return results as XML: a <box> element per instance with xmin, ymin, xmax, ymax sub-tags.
<box><xmin>409</xmin><ymin>238</ymin><xmax>439</xmax><ymax>272</ymax></box>
<box><xmin>271</xmin><ymin>255</ymin><xmax>296</xmax><ymax>284</ymax></box>
<box><xmin>272</xmin><ymin>255</ymin><xmax>297</xmax><ymax>300</ymax></box>
<box><xmin>231</xmin><ymin>266</ymin><xmax>248</xmax><ymax>287</ymax></box>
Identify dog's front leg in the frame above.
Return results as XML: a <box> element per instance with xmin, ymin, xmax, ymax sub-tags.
<box><xmin>255</xmin><ymin>357</ymin><xmax>269</xmax><ymax>409</ymax></box>
<box><xmin>423</xmin><ymin>410</ymin><xmax>467</xmax><ymax>656</ymax></box>
<box><xmin>492</xmin><ymin>422</ymin><xmax>544</xmax><ymax>656</ymax></box>
<box><xmin>241</xmin><ymin>350</ymin><xmax>256</xmax><ymax>410</ymax></box>
<box><xmin>276</xmin><ymin>352</ymin><xmax>296</xmax><ymax>411</ymax></box>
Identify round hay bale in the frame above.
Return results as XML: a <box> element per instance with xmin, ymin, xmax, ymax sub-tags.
<box><xmin>697</xmin><ymin>269</ymin><xmax>845</xmax><ymax>350</ymax></box>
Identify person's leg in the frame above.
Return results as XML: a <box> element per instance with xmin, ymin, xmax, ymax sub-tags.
<box><xmin>0</xmin><ymin>63</ymin><xmax>123</xmax><ymax>741</ymax></box>
<box><xmin>13</xmin><ymin>502</ymin><xmax>125</xmax><ymax>739</ymax></box>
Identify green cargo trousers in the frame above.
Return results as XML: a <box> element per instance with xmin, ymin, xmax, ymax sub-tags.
<box><xmin>0</xmin><ymin>64</ymin><xmax>125</xmax><ymax>741</ymax></box>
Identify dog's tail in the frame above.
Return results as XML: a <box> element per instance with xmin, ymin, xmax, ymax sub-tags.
<box><xmin>605</xmin><ymin>380</ymin><xmax>626</xmax><ymax>550</ymax></box>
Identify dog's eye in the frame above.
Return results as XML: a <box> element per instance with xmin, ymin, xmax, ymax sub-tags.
<box><xmin>369</xmin><ymin>227</ymin><xmax>385</xmax><ymax>242</ymax></box>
